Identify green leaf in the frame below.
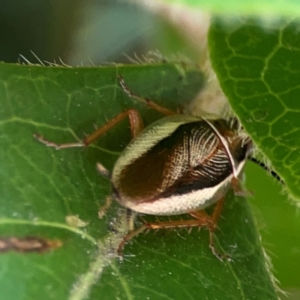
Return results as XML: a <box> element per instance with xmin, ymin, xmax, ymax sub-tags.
<box><xmin>157</xmin><ymin>0</ymin><xmax>300</xmax><ymax>15</ymax></box>
<box><xmin>209</xmin><ymin>18</ymin><xmax>300</xmax><ymax>201</ymax></box>
<box><xmin>0</xmin><ymin>62</ymin><xmax>277</xmax><ymax>299</ymax></box>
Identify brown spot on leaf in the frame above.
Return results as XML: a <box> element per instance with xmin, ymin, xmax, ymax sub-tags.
<box><xmin>0</xmin><ymin>236</ymin><xmax>62</xmax><ymax>253</ymax></box>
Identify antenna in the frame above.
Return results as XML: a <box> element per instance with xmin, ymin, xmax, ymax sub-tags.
<box><xmin>249</xmin><ymin>157</ymin><xmax>284</xmax><ymax>184</ymax></box>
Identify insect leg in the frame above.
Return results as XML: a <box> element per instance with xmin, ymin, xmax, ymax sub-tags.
<box><xmin>34</xmin><ymin>108</ymin><xmax>144</xmax><ymax>149</ymax></box>
<box><xmin>231</xmin><ymin>177</ymin><xmax>252</xmax><ymax>197</ymax></box>
<box><xmin>117</xmin><ymin>219</ymin><xmax>209</xmax><ymax>257</ymax></box>
<box><xmin>118</xmin><ymin>75</ymin><xmax>176</xmax><ymax>116</ymax></box>
<box><xmin>117</xmin><ymin>200</ymin><xmax>229</xmax><ymax>260</ymax></box>
<box><xmin>98</xmin><ymin>196</ymin><xmax>113</xmax><ymax>219</ymax></box>
<box><xmin>190</xmin><ymin>200</ymin><xmax>229</xmax><ymax>261</ymax></box>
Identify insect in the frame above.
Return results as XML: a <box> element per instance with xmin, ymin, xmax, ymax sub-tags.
<box><xmin>34</xmin><ymin>76</ymin><xmax>255</xmax><ymax>260</ymax></box>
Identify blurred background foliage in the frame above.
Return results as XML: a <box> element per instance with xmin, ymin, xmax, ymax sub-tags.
<box><xmin>0</xmin><ymin>0</ymin><xmax>299</xmax><ymax>298</ymax></box>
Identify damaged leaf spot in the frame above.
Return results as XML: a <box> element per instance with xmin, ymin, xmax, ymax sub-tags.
<box><xmin>0</xmin><ymin>236</ymin><xmax>62</xmax><ymax>253</ymax></box>
<box><xmin>65</xmin><ymin>215</ymin><xmax>89</xmax><ymax>228</ymax></box>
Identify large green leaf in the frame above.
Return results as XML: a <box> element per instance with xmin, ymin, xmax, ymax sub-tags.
<box><xmin>209</xmin><ymin>18</ymin><xmax>300</xmax><ymax>201</ymax></box>
<box><xmin>153</xmin><ymin>0</ymin><xmax>300</xmax><ymax>15</ymax></box>
<box><xmin>0</xmin><ymin>63</ymin><xmax>277</xmax><ymax>299</ymax></box>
